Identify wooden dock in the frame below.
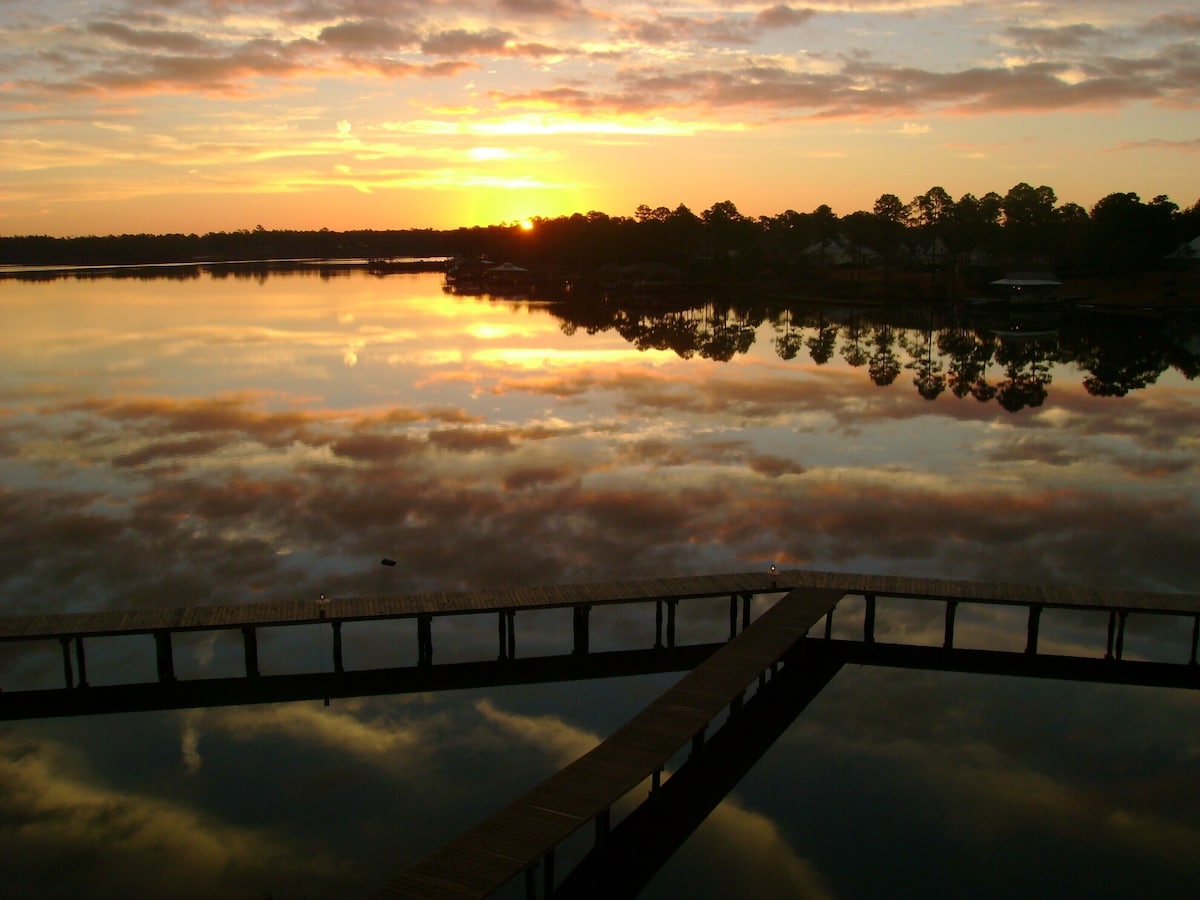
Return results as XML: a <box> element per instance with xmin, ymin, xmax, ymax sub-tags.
<box><xmin>2</xmin><ymin>569</ymin><xmax>1198</xmax><ymax>699</ymax></box>
<box><xmin>372</xmin><ymin>586</ymin><xmax>844</xmax><ymax>899</ymax></box>
<box><xmin>4</xmin><ymin>569</ymin><xmax>1198</xmax><ymax>643</ymax></box>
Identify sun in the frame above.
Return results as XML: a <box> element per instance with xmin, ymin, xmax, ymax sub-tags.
<box><xmin>519</xmin><ymin>218</ymin><xmax>535</xmax><ymax>231</ymax></box>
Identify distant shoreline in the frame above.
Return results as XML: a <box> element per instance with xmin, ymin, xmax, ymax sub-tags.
<box><xmin>0</xmin><ymin>256</ymin><xmax>451</xmax><ymax>279</ymax></box>
<box><xmin>4</xmin><ymin>256</ymin><xmax>1197</xmax><ymax>313</ymax></box>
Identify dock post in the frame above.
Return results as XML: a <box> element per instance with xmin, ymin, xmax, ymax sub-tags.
<box><xmin>242</xmin><ymin>627</ymin><xmax>260</xmax><ymax>678</ymax></box>
<box><xmin>154</xmin><ymin>630</ymin><xmax>176</xmax><ymax>682</ymax></box>
<box><xmin>666</xmin><ymin>599</ymin><xmax>677</xmax><ymax>648</ymax></box>
<box><xmin>417</xmin><ymin>615</ymin><xmax>433</xmax><ymax>666</ymax></box>
<box><xmin>1190</xmin><ymin>615</ymin><xmax>1198</xmax><ymax>666</ymax></box>
<box><xmin>1025</xmin><ymin>605</ymin><xmax>1042</xmax><ymax>655</ymax></box>
<box><xmin>824</xmin><ymin>605</ymin><xmax>834</xmax><ymax>639</ymax></box>
<box><xmin>864</xmin><ymin>594</ymin><xmax>876</xmax><ymax>645</ymax></box>
<box><xmin>74</xmin><ymin>636</ymin><xmax>88</xmax><ymax>688</ymax></box>
<box><xmin>943</xmin><ymin>600</ymin><xmax>958</xmax><ymax>650</ymax></box>
<box><xmin>654</xmin><ymin>600</ymin><xmax>664</xmax><ymax>649</ymax></box>
<box><xmin>332</xmin><ymin>620</ymin><xmax>344</xmax><ymax>673</ymax></box>
<box><xmin>524</xmin><ymin>866</ymin><xmax>536</xmax><ymax>900</ymax></box>
<box><xmin>60</xmin><ymin>637</ymin><xmax>74</xmax><ymax>689</ymax></box>
<box><xmin>498</xmin><ymin>611</ymin><xmax>508</xmax><ymax>661</ymax></box>
<box><xmin>728</xmin><ymin>593</ymin><xmax>738</xmax><ymax>639</ymax></box>
<box><xmin>595</xmin><ymin>807</ymin><xmax>610</xmax><ymax>849</ymax></box>
<box><xmin>543</xmin><ymin>848</ymin><xmax>555</xmax><ymax>898</ymax></box>
<box><xmin>572</xmin><ymin>605</ymin><xmax>590</xmax><ymax>655</ymax></box>
<box><xmin>742</xmin><ymin>592</ymin><xmax>752</xmax><ymax>630</ymax></box>
<box><xmin>1105</xmin><ymin>610</ymin><xmax>1128</xmax><ymax>660</ymax></box>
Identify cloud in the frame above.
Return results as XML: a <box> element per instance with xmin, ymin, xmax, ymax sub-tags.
<box><xmin>88</xmin><ymin>22</ymin><xmax>214</xmax><ymax>55</ymax></box>
<box><xmin>475</xmin><ymin>697</ymin><xmax>600</xmax><ymax>764</ymax></box>
<box><xmin>777</xmin><ymin>666</ymin><xmax>1200</xmax><ymax>891</ymax></box>
<box><xmin>498</xmin><ymin>0</ymin><xmax>586</xmax><ymax>19</ymax></box>
<box><xmin>319</xmin><ymin>20</ymin><xmax>418</xmax><ymax>52</ymax></box>
<box><xmin>0</xmin><ymin>733</ymin><xmax>343</xmax><ymax>898</ymax></box>
<box><xmin>501</xmin><ymin>463</ymin><xmax>577</xmax><ymax>490</ymax></box>
<box><xmin>1002</xmin><ymin>23</ymin><xmax>1106</xmax><ymax>52</ymax></box>
<box><xmin>754</xmin><ymin>6</ymin><xmax>819</xmax><ymax>30</ymax></box>
<box><xmin>1142</xmin><ymin>13</ymin><xmax>1200</xmax><ymax>37</ymax></box>
<box><xmin>421</xmin><ymin>28</ymin><xmax>515</xmax><ymax>57</ymax></box>
<box><xmin>669</xmin><ymin>798</ymin><xmax>834</xmax><ymax>899</ymax></box>
<box><xmin>112</xmin><ymin>434</ymin><xmax>233</xmax><ymax>469</ymax></box>
<box><xmin>1112</xmin><ymin>137</ymin><xmax>1200</xmax><ymax>153</ymax></box>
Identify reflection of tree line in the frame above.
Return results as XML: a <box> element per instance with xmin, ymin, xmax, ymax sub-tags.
<box><xmin>553</xmin><ymin>298</ymin><xmax>1199</xmax><ymax>411</ymax></box>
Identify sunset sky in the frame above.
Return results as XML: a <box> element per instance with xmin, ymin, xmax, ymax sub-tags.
<box><xmin>2</xmin><ymin>1</ymin><xmax>1198</xmax><ymax>236</ymax></box>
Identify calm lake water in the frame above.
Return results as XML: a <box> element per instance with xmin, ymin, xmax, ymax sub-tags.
<box><xmin>1</xmin><ymin>268</ymin><xmax>1198</xmax><ymax>898</ymax></box>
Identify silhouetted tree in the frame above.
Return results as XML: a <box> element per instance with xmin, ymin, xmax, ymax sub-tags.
<box><xmin>1001</xmin><ymin>182</ymin><xmax>1058</xmax><ymax>264</ymax></box>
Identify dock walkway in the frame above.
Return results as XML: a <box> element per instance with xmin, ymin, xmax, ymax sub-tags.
<box><xmin>372</xmin><ymin>587</ymin><xmax>842</xmax><ymax>899</ymax></box>
<box><xmin>4</xmin><ymin>569</ymin><xmax>1197</xmax><ymax>643</ymax></box>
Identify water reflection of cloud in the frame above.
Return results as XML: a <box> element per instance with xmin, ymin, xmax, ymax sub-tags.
<box><xmin>750</xmin><ymin>668</ymin><xmax>1200</xmax><ymax>897</ymax></box>
<box><xmin>2</xmin><ymin>373</ymin><xmax>1197</xmax><ymax>628</ymax></box>
<box><xmin>659</xmin><ymin>800</ymin><xmax>833</xmax><ymax>900</ymax></box>
<box><xmin>0</xmin><ymin>733</ymin><xmax>344</xmax><ymax>899</ymax></box>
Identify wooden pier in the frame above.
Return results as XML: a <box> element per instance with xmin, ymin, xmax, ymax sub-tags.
<box><xmin>373</xmin><ymin>586</ymin><xmax>844</xmax><ymax>900</ymax></box>
<box><xmin>2</xmin><ymin>569</ymin><xmax>1199</xmax><ymax>715</ymax></box>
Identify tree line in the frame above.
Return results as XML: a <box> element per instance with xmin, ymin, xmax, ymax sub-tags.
<box><xmin>4</xmin><ymin>184</ymin><xmax>1199</xmax><ymax>282</ymax></box>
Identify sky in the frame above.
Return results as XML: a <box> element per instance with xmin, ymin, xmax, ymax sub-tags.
<box><xmin>2</xmin><ymin>1</ymin><xmax>1199</xmax><ymax>236</ymax></box>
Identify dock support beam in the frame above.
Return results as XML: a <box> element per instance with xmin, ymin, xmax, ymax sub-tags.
<box><xmin>943</xmin><ymin>601</ymin><xmax>958</xmax><ymax>649</ymax></box>
<box><xmin>864</xmin><ymin>594</ymin><xmax>876</xmax><ymax>645</ymax></box>
<box><xmin>154</xmin><ymin>630</ymin><xmax>175</xmax><ymax>682</ymax></box>
<box><xmin>242</xmin><ymin>627</ymin><xmax>259</xmax><ymax>678</ymax></box>
<box><xmin>497</xmin><ymin>610</ymin><xmax>515</xmax><ymax>661</ymax></box>
<box><xmin>1106</xmin><ymin>610</ymin><xmax>1128</xmax><ymax>661</ymax></box>
<box><xmin>595</xmin><ymin>808</ymin><xmax>610</xmax><ymax>850</ymax></box>
<box><xmin>1191</xmin><ymin>615</ymin><xmax>1198</xmax><ymax>666</ymax></box>
<box><xmin>728</xmin><ymin>593</ymin><xmax>753</xmax><ymax>639</ymax></box>
<box><xmin>58</xmin><ymin>635</ymin><xmax>94</xmax><ymax>688</ymax></box>
<box><xmin>418</xmin><ymin>615</ymin><xmax>433</xmax><ymax>667</ymax></box>
<box><xmin>72</xmin><ymin>636</ymin><xmax>88</xmax><ymax>688</ymax></box>
<box><xmin>60</xmin><ymin>637</ymin><xmax>74</xmax><ymax>689</ymax></box>
<box><xmin>332</xmin><ymin>621</ymin><xmax>344</xmax><ymax>673</ymax></box>
<box><xmin>1025</xmin><ymin>605</ymin><xmax>1042</xmax><ymax>655</ymax></box>
<box><xmin>572</xmin><ymin>605</ymin><xmax>590</xmax><ymax>655</ymax></box>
